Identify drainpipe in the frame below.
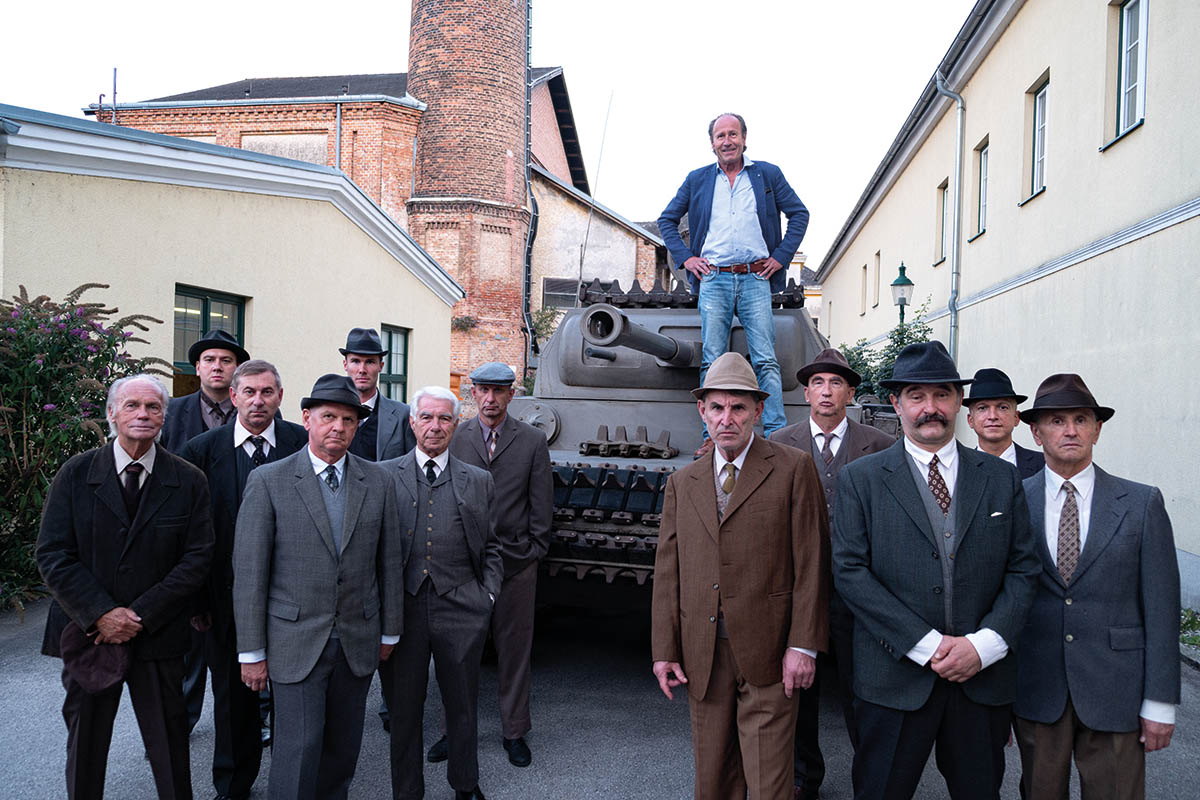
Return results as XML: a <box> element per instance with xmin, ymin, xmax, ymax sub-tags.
<box><xmin>520</xmin><ymin>0</ymin><xmax>539</xmax><ymax>372</ymax></box>
<box><xmin>935</xmin><ymin>71</ymin><xmax>964</xmax><ymax>361</ymax></box>
<box><xmin>335</xmin><ymin>100</ymin><xmax>342</xmax><ymax>171</ymax></box>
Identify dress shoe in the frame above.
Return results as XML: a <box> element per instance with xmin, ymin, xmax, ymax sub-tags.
<box><xmin>261</xmin><ymin>725</ymin><xmax>272</xmax><ymax>748</ymax></box>
<box><xmin>214</xmin><ymin>795</ymin><xmax>248</xmax><ymax>800</ymax></box>
<box><xmin>502</xmin><ymin>736</ymin><xmax>532</xmax><ymax>767</ymax></box>
<box><xmin>427</xmin><ymin>734</ymin><xmax>449</xmax><ymax>763</ymax></box>
<box><xmin>455</xmin><ymin>787</ymin><xmax>486</xmax><ymax>800</ymax></box>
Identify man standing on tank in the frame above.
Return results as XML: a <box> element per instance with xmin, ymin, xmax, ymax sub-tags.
<box><xmin>658</xmin><ymin>112</ymin><xmax>810</xmax><ymax>453</ymax></box>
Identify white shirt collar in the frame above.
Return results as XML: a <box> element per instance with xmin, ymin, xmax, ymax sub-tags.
<box><xmin>360</xmin><ymin>390</ymin><xmax>379</xmax><ymax>410</ymax></box>
<box><xmin>976</xmin><ymin>441</ymin><xmax>1017</xmax><ymax>467</ymax></box>
<box><xmin>414</xmin><ymin>446</ymin><xmax>450</xmax><ymax>476</ymax></box>
<box><xmin>113</xmin><ymin>438</ymin><xmax>156</xmax><ymax>475</ymax></box>
<box><xmin>1044</xmin><ymin>461</ymin><xmax>1096</xmax><ymax>503</ymax></box>
<box><xmin>713</xmin><ymin>437</ymin><xmax>754</xmax><ymax>476</ymax></box>
<box><xmin>809</xmin><ymin>416</ymin><xmax>848</xmax><ymax>442</ymax></box>
<box><xmin>234</xmin><ymin>417</ymin><xmax>277</xmax><ymax>449</ymax></box>
<box><xmin>904</xmin><ymin>435</ymin><xmax>958</xmax><ymax>472</ymax></box>
<box><xmin>307</xmin><ymin>446</ymin><xmax>347</xmax><ymax>478</ymax></box>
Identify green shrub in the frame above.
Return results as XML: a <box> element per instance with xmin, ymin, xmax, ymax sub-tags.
<box><xmin>839</xmin><ymin>299</ymin><xmax>934</xmax><ymax>402</ymax></box>
<box><xmin>0</xmin><ymin>284</ymin><xmax>170</xmax><ymax>611</ymax></box>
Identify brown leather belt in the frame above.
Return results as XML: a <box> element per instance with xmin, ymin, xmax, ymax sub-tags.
<box><xmin>716</xmin><ymin>259</ymin><xmax>769</xmax><ymax>274</ymax></box>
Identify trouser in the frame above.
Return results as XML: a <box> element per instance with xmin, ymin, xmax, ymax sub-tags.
<box><xmin>1014</xmin><ymin>695</ymin><xmax>1145</xmax><ymax>800</ymax></box>
<box><xmin>492</xmin><ymin>560</ymin><xmax>538</xmax><ymax>739</ymax></box>
<box><xmin>268</xmin><ymin>636</ymin><xmax>371</xmax><ymax>800</ymax></box>
<box><xmin>61</xmin><ymin>657</ymin><xmax>192</xmax><ymax>800</ymax></box>
<box><xmin>794</xmin><ymin>589</ymin><xmax>858</xmax><ymax>793</ymax></box>
<box><xmin>204</xmin><ymin>627</ymin><xmax>263</xmax><ymax>798</ymax></box>
<box><xmin>183</xmin><ymin>626</ymin><xmax>206</xmax><ymax>731</ymax></box>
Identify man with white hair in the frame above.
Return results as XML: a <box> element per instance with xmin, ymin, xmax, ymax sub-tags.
<box><xmin>379</xmin><ymin>386</ymin><xmax>502</xmax><ymax>800</ymax></box>
<box><xmin>37</xmin><ymin>373</ymin><xmax>214</xmax><ymax>799</ymax></box>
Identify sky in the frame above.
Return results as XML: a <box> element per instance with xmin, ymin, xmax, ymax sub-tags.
<box><xmin>1</xmin><ymin>0</ymin><xmax>979</xmax><ymax>268</ymax></box>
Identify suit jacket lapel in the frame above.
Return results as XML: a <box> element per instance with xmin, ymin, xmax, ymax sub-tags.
<box><xmin>881</xmin><ymin>442</ymin><xmax>938</xmax><ymax>547</ymax></box>
<box><xmin>88</xmin><ymin>443</ymin><xmax>130</xmax><ymax>526</ymax></box>
<box><xmin>1024</xmin><ymin>471</ymin><xmax>1061</xmax><ymax>586</ymax></box>
<box><xmin>953</xmin><ymin>445</ymin><xmax>988</xmax><ymax>543</ymax></box>
<box><xmin>212</xmin><ymin>427</ymin><xmax>239</xmax><ymax>513</ymax></box>
<box><xmin>722</xmin><ymin>436</ymin><xmax>772</xmax><ymax>524</ymax></box>
<box><xmin>1073</xmin><ymin>466</ymin><xmax>1127</xmax><ymax>581</ymax></box>
<box><xmin>685</xmin><ymin>456</ymin><xmax>719</xmax><ymax>543</ymax></box>
<box><xmin>846</xmin><ymin>420</ymin><xmax>874</xmax><ymax>458</ymax></box>
<box><xmin>375</xmin><ymin>395</ymin><xmax>399</xmax><ymax>453</ymax></box>
<box><xmin>449</xmin><ymin>457</ymin><xmax>482</xmax><ymax>555</ymax></box>
<box><xmin>339</xmin><ymin>457</ymin><xmax>367</xmax><ymax>554</ymax></box>
<box><xmin>747</xmin><ymin>163</ymin><xmax>767</xmax><ymax>229</ymax></box>
<box><xmin>491</xmin><ymin>416</ymin><xmax>519</xmax><ymax>461</ymax></box>
<box><xmin>461</xmin><ymin>418</ymin><xmax>489</xmax><ymax>466</ymax></box>
<box><xmin>292</xmin><ymin>451</ymin><xmax>338</xmax><ymax>560</ymax></box>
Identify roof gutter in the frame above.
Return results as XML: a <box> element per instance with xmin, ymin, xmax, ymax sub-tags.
<box><xmin>81</xmin><ymin>94</ymin><xmax>428</xmax><ymax>115</ymax></box>
<box><xmin>934</xmin><ymin>71</ymin><xmax>965</xmax><ymax>361</ymax></box>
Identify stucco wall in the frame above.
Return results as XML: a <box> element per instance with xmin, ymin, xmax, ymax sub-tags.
<box><xmin>1</xmin><ymin>168</ymin><xmax>452</xmax><ymax>415</ymax></box>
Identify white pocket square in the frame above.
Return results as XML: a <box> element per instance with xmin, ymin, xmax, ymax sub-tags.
<box><xmin>990</xmin><ymin>511</ymin><xmax>1004</xmax><ymax>517</ymax></box>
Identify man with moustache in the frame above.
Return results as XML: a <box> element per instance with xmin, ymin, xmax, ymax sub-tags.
<box><xmin>380</xmin><ymin>386</ymin><xmax>502</xmax><ymax>800</ymax></box>
<box><xmin>658</xmin><ymin>112</ymin><xmax>810</xmax><ymax>449</ymax></box>
<box><xmin>233</xmin><ymin>374</ymin><xmax>402</xmax><ymax>800</ymax></box>
<box><xmin>965</xmin><ymin>368</ymin><xmax>1044</xmax><ymax>480</ymax></box>
<box><xmin>179</xmin><ymin>360</ymin><xmax>307</xmax><ymax>800</ymax></box>
<box><xmin>770</xmin><ymin>348</ymin><xmax>893</xmax><ymax>799</ymax></box>
<box><xmin>652</xmin><ymin>352</ymin><xmax>829</xmax><ymax>800</ymax></box>
<box><xmin>832</xmin><ymin>341</ymin><xmax>1040</xmax><ymax>800</ymax></box>
<box><xmin>1014</xmin><ymin>374</ymin><xmax>1180</xmax><ymax>800</ymax></box>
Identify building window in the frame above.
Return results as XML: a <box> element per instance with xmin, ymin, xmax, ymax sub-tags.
<box><xmin>542</xmin><ymin>277</ymin><xmax>582</xmax><ymax>309</ymax></box>
<box><xmin>859</xmin><ymin>264</ymin><xmax>868</xmax><ymax>315</ymax></box>
<box><xmin>977</xmin><ymin>142</ymin><xmax>989</xmax><ymax>233</ymax></box>
<box><xmin>173</xmin><ymin>286</ymin><xmax>244</xmax><ymax>374</ymax></box>
<box><xmin>1118</xmin><ymin>0</ymin><xmax>1147</xmax><ymax>134</ymax></box>
<box><xmin>937</xmin><ymin>180</ymin><xmax>950</xmax><ymax>263</ymax></box>
<box><xmin>1032</xmin><ymin>82</ymin><xmax>1048</xmax><ymax>194</ymax></box>
<box><xmin>380</xmin><ymin>325</ymin><xmax>409</xmax><ymax>402</ymax></box>
<box><xmin>872</xmin><ymin>251</ymin><xmax>881</xmax><ymax>308</ymax></box>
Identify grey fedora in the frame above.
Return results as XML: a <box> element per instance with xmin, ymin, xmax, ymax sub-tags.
<box><xmin>301</xmin><ymin>374</ymin><xmax>371</xmax><ymax>419</ymax></box>
<box><xmin>878</xmin><ymin>341</ymin><xmax>973</xmax><ymax>391</ymax></box>
<box><xmin>1018</xmin><ymin>373</ymin><xmax>1114</xmax><ymax>424</ymax></box>
<box><xmin>691</xmin><ymin>352</ymin><xmax>769</xmax><ymax>401</ymax></box>
<box><xmin>797</xmin><ymin>347</ymin><xmax>861</xmax><ymax>387</ymax></box>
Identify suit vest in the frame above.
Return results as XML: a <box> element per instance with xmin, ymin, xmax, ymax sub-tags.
<box><xmin>406</xmin><ymin>466</ymin><xmax>474</xmax><ymax>596</ymax></box>
<box><xmin>905</xmin><ymin>454</ymin><xmax>960</xmax><ymax>633</ymax></box>
<box><xmin>811</xmin><ymin>432</ymin><xmax>853</xmax><ymax>520</ymax></box>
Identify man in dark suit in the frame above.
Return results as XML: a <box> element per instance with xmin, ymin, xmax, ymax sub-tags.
<box><xmin>658</xmin><ymin>112</ymin><xmax>809</xmax><ymax>444</ymax></box>
<box><xmin>341</xmin><ymin>327</ymin><xmax>416</xmax><ymax>462</ymax></box>
<box><xmin>179</xmin><ymin>360</ymin><xmax>307</xmax><ymax>800</ymax></box>
<box><xmin>832</xmin><ymin>341</ymin><xmax>1040</xmax><ymax>800</ymax></box>
<box><xmin>233</xmin><ymin>374</ymin><xmax>402</xmax><ymax>800</ymax></box>
<box><xmin>1014</xmin><ymin>374</ymin><xmax>1180</xmax><ymax>800</ymax></box>
<box><xmin>965</xmin><ymin>368</ymin><xmax>1044</xmax><ymax>480</ymax></box>
<box><xmin>652</xmin><ymin>352</ymin><xmax>829</xmax><ymax>800</ymax></box>
<box><xmin>379</xmin><ymin>386</ymin><xmax>502</xmax><ymax>800</ymax></box>
<box><xmin>37</xmin><ymin>374</ymin><xmax>214</xmax><ymax>800</ymax></box>
<box><xmin>770</xmin><ymin>348</ymin><xmax>893</xmax><ymax>799</ymax></box>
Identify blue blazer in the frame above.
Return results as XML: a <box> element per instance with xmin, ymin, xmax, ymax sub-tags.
<box><xmin>657</xmin><ymin>160</ymin><xmax>809</xmax><ymax>295</ymax></box>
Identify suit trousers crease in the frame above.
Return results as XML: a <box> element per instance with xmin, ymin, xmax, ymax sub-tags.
<box><xmin>62</xmin><ymin>658</ymin><xmax>192</xmax><ymax>800</ymax></box>
<box><xmin>1014</xmin><ymin>696</ymin><xmax>1144</xmax><ymax>800</ymax></box>
<box><xmin>269</xmin><ymin>636</ymin><xmax>370</xmax><ymax>800</ymax></box>
<box><xmin>492</xmin><ymin>560</ymin><xmax>538</xmax><ymax>739</ymax></box>
<box><xmin>688</xmin><ymin>637</ymin><xmax>798</xmax><ymax>800</ymax></box>
<box><xmin>204</xmin><ymin>627</ymin><xmax>263</xmax><ymax>796</ymax></box>
<box><xmin>382</xmin><ymin>579</ymin><xmax>491</xmax><ymax>799</ymax></box>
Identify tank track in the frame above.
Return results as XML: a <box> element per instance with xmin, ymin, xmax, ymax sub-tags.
<box><xmin>579</xmin><ymin>276</ymin><xmax>807</xmax><ymax>309</ymax></box>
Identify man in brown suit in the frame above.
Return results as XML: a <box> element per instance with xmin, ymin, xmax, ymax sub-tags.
<box><xmin>652</xmin><ymin>351</ymin><xmax>830</xmax><ymax>800</ymax></box>
<box><xmin>770</xmin><ymin>348</ymin><xmax>893</xmax><ymax>798</ymax></box>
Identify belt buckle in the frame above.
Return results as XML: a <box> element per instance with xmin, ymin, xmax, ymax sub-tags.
<box><xmin>731</xmin><ymin>263</ymin><xmax>749</xmax><ymax>274</ymax></box>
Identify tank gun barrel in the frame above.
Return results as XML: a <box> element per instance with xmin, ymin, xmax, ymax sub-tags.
<box><xmin>579</xmin><ymin>304</ymin><xmax>696</xmax><ymax>367</ymax></box>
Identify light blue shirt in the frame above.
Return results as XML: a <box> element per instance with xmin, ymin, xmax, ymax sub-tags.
<box><xmin>700</xmin><ymin>157</ymin><xmax>770</xmax><ymax>266</ymax></box>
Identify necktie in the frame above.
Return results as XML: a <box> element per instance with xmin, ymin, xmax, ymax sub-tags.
<box><xmin>1057</xmin><ymin>481</ymin><xmax>1080</xmax><ymax>583</ymax></box>
<box><xmin>323</xmin><ymin>464</ymin><xmax>339</xmax><ymax>493</ymax></box>
<box><xmin>487</xmin><ymin>428</ymin><xmax>498</xmax><ymax>461</ymax></box>
<box><xmin>821</xmin><ymin>433</ymin><xmax>835</xmax><ymax>465</ymax></box>
<box><xmin>122</xmin><ymin>462</ymin><xmax>144</xmax><ymax>517</ymax></box>
<box><xmin>716</xmin><ymin>463</ymin><xmax>736</xmax><ymax>517</ymax></box>
<box><xmin>250</xmin><ymin>436</ymin><xmax>267</xmax><ymax>467</ymax></box>
<box><xmin>927</xmin><ymin>454</ymin><xmax>951</xmax><ymax>515</ymax></box>
<box><xmin>425</xmin><ymin>459</ymin><xmax>438</xmax><ymax>484</ymax></box>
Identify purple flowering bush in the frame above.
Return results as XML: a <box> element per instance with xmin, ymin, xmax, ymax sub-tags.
<box><xmin>0</xmin><ymin>284</ymin><xmax>169</xmax><ymax>610</ymax></box>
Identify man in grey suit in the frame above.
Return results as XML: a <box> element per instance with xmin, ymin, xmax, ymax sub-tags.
<box><xmin>1014</xmin><ymin>374</ymin><xmax>1180</xmax><ymax>800</ymax></box>
<box><xmin>832</xmin><ymin>341</ymin><xmax>1040</xmax><ymax>800</ymax></box>
<box><xmin>233</xmin><ymin>374</ymin><xmax>403</xmax><ymax>800</ymax></box>
<box><xmin>341</xmin><ymin>327</ymin><xmax>417</xmax><ymax>462</ymax></box>
<box><xmin>770</xmin><ymin>347</ymin><xmax>893</xmax><ymax>799</ymax></box>
<box><xmin>379</xmin><ymin>386</ymin><xmax>503</xmax><ymax>800</ymax></box>
<box><xmin>965</xmin><ymin>368</ymin><xmax>1044</xmax><ymax>481</ymax></box>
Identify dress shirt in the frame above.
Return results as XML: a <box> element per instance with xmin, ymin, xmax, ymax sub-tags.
<box><xmin>700</xmin><ymin>157</ymin><xmax>770</xmax><ymax>266</ymax></box>
<box><xmin>809</xmin><ymin>416</ymin><xmax>848</xmax><ymax>459</ymax></box>
<box><xmin>234</xmin><ymin>418</ymin><xmax>276</xmax><ymax>459</ymax></box>
<box><xmin>903</xmin><ymin>436</ymin><xmax>1007</xmax><ymax>670</ymax></box>
<box><xmin>976</xmin><ymin>441</ymin><xmax>1017</xmax><ymax>468</ymax></box>
<box><xmin>479</xmin><ymin>416</ymin><xmax>504</xmax><ymax>448</ymax></box>
<box><xmin>714</xmin><ymin>439</ymin><xmax>817</xmax><ymax>660</ymax></box>
<box><xmin>308</xmin><ymin>447</ymin><xmax>346</xmax><ymax>482</ymax></box>
<box><xmin>360</xmin><ymin>390</ymin><xmax>379</xmax><ymax>412</ymax></box>
<box><xmin>414</xmin><ymin>446</ymin><xmax>449</xmax><ymax>478</ymax></box>
<box><xmin>113</xmin><ymin>439</ymin><xmax>155</xmax><ymax>489</ymax></box>
<box><xmin>201</xmin><ymin>394</ymin><xmax>234</xmax><ymax>431</ymax></box>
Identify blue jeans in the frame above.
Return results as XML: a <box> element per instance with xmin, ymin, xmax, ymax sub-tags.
<box><xmin>697</xmin><ymin>271</ymin><xmax>786</xmax><ymax>434</ymax></box>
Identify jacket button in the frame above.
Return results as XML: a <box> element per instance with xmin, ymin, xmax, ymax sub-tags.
<box><xmin>932</xmin><ymin>552</ymin><xmax>939</xmax><ymax>560</ymax></box>
<box><xmin>713</xmin><ymin>583</ymin><xmax>719</xmax><ymax>590</ymax></box>
<box><xmin>337</xmin><ymin>578</ymin><xmax>343</xmax><ymax>585</ymax></box>
<box><xmin>1065</xmin><ymin>598</ymin><xmax>1073</xmax><ymax>605</ymax></box>
<box><xmin>1065</xmin><ymin>634</ymin><xmax>1074</xmax><ymax>642</ymax></box>
<box><xmin>933</xmin><ymin>587</ymin><xmax>942</xmax><ymax>594</ymax></box>
<box><xmin>709</xmin><ymin>616</ymin><xmax>716</xmax><ymax>623</ymax></box>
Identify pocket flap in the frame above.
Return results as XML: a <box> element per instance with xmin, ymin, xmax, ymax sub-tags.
<box><xmin>268</xmin><ymin>597</ymin><xmax>300</xmax><ymax>621</ymax></box>
<box><xmin>1109</xmin><ymin>626</ymin><xmax>1145</xmax><ymax>650</ymax></box>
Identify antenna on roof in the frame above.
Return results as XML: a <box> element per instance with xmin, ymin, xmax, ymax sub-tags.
<box><xmin>577</xmin><ymin>90</ymin><xmax>614</xmax><ymax>306</ymax></box>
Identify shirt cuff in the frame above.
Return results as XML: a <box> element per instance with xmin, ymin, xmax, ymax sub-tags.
<box><xmin>788</xmin><ymin>647</ymin><xmax>818</xmax><ymax>659</ymax></box>
<box><xmin>1140</xmin><ymin>700</ymin><xmax>1176</xmax><ymax>725</ymax></box>
<box><xmin>964</xmin><ymin>628</ymin><xmax>1009</xmax><ymax>670</ymax></box>
<box><xmin>381</xmin><ymin>635</ymin><xmax>400</xmax><ymax>646</ymax></box>
<box><xmin>238</xmin><ymin>649</ymin><xmax>266</xmax><ymax>664</ymax></box>
<box><xmin>906</xmin><ymin>629</ymin><xmax>942</xmax><ymax>666</ymax></box>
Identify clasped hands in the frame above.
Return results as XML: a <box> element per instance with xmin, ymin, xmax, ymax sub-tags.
<box><xmin>94</xmin><ymin>607</ymin><xmax>142</xmax><ymax>644</ymax></box>
<box><xmin>929</xmin><ymin>634</ymin><xmax>982</xmax><ymax>682</ymax></box>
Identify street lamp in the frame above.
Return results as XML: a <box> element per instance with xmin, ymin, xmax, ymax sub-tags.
<box><xmin>890</xmin><ymin>262</ymin><xmax>915</xmax><ymax>324</ymax></box>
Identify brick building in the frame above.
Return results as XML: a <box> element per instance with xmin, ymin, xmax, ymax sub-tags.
<box><xmin>87</xmin><ymin>0</ymin><xmax>665</xmax><ymax>387</ymax></box>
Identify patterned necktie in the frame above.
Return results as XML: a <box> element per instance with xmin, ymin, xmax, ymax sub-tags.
<box><xmin>249</xmin><ymin>436</ymin><xmax>267</xmax><ymax>467</ymax></box>
<box><xmin>927</xmin><ymin>454</ymin><xmax>951</xmax><ymax>515</ymax></box>
<box><xmin>425</xmin><ymin>459</ymin><xmax>438</xmax><ymax>484</ymax></box>
<box><xmin>323</xmin><ymin>464</ymin><xmax>339</xmax><ymax>493</ymax></box>
<box><xmin>716</xmin><ymin>463</ymin><xmax>736</xmax><ymax>518</ymax></box>
<box><xmin>487</xmin><ymin>428</ymin><xmax>498</xmax><ymax>461</ymax></box>
<box><xmin>821</xmin><ymin>433</ymin><xmax>835</xmax><ymax>465</ymax></box>
<box><xmin>1057</xmin><ymin>481</ymin><xmax>1080</xmax><ymax>583</ymax></box>
<box><xmin>122</xmin><ymin>462</ymin><xmax>144</xmax><ymax>517</ymax></box>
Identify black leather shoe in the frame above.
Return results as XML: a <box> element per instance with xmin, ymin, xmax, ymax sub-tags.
<box><xmin>261</xmin><ymin>725</ymin><xmax>272</xmax><ymax>748</ymax></box>
<box><xmin>503</xmin><ymin>736</ymin><xmax>532</xmax><ymax>767</ymax></box>
<box><xmin>455</xmin><ymin>788</ymin><xmax>486</xmax><ymax>800</ymax></box>
<box><xmin>426</xmin><ymin>734</ymin><xmax>449</xmax><ymax>763</ymax></box>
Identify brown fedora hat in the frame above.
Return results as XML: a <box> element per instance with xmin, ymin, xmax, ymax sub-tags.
<box><xmin>1018</xmin><ymin>373</ymin><xmax>1115</xmax><ymax>424</ymax></box>
<box><xmin>691</xmin><ymin>352</ymin><xmax>769</xmax><ymax>401</ymax></box>
<box><xmin>797</xmin><ymin>347</ymin><xmax>861</xmax><ymax>387</ymax></box>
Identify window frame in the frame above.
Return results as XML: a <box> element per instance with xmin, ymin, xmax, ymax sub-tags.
<box><xmin>1031</xmin><ymin>82</ymin><xmax>1049</xmax><ymax>195</ymax></box>
<box><xmin>173</xmin><ymin>285</ymin><xmax>245</xmax><ymax>376</ymax></box>
<box><xmin>1117</xmin><ymin>0</ymin><xmax>1147</xmax><ymax>135</ymax></box>
<box><xmin>977</xmin><ymin>144</ymin><xmax>989</xmax><ymax>234</ymax></box>
<box><xmin>380</xmin><ymin>324</ymin><xmax>410</xmax><ymax>402</ymax></box>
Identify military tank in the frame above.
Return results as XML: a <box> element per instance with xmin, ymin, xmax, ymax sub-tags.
<box><xmin>510</xmin><ymin>275</ymin><xmax>860</xmax><ymax>605</ymax></box>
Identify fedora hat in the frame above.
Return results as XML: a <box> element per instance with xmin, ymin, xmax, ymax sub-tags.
<box><xmin>1019</xmin><ymin>373</ymin><xmax>1114</xmax><ymax>424</ymax></box>
<box><xmin>187</xmin><ymin>329</ymin><xmax>249</xmax><ymax>366</ymax></box>
<box><xmin>966</xmin><ymin>368</ymin><xmax>1027</xmax><ymax>403</ymax></box>
<box><xmin>691</xmin><ymin>352</ymin><xmax>769</xmax><ymax>401</ymax></box>
<box><xmin>797</xmin><ymin>347</ymin><xmax>861</xmax><ymax>387</ymax></box>
<box><xmin>878</xmin><ymin>341</ymin><xmax>972</xmax><ymax>391</ymax></box>
<box><xmin>338</xmin><ymin>327</ymin><xmax>387</xmax><ymax>356</ymax></box>
<box><xmin>60</xmin><ymin>621</ymin><xmax>129</xmax><ymax>694</ymax></box>
<box><xmin>301</xmin><ymin>374</ymin><xmax>371</xmax><ymax>419</ymax></box>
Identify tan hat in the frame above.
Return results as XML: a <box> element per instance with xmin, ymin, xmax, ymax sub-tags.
<box><xmin>691</xmin><ymin>352</ymin><xmax>769</xmax><ymax>401</ymax></box>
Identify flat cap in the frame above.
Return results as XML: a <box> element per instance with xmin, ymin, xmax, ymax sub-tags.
<box><xmin>469</xmin><ymin>362</ymin><xmax>516</xmax><ymax>385</ymax></box>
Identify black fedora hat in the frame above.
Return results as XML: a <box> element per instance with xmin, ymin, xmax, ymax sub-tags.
<box><xmin>878</xmin><ymin>341</ymin><xmax>972</xmax><ymax>391</ymax></box>
<box><xmin>60</xmin><ymin>621</ymin><xmax>129</xmax><ymax>694</ymax></box>
<box><xmin>966</xmin><ymin>368</ymin><xmax>1027</xmax><ymax>403</ymax></box>
<box><xmin>339</xmin><ymin>327</ymin><xmax>387</xmax><ymax>356</ymax></box>
<box><xmin>187</xmin><ymin>329</ymin><xmax>249</xmax><ymax>365</ymax></box>
<box><xmin>1019</xmin><ymin>373</ymin><xmax>1114</xmax><ymax>424</ymax></box>
<box><xmin>301</xmin><ymin>374</ymin><xmax>371</xmax><ymax>419</ymax></box>
<box><xmin>797</xmin><ymin>348</ymin><xmax>861</xmax><ymax>387</ymax></box>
